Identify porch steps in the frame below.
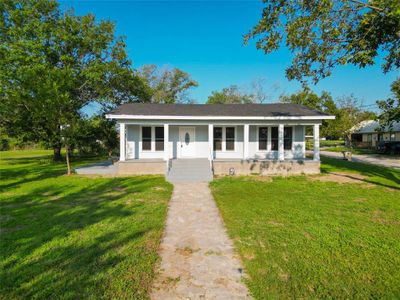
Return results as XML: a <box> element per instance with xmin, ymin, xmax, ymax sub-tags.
<box><xmin>166</xmin><ymin>159</ymin><xmax>213</xmax><ymax>183</ymax></box>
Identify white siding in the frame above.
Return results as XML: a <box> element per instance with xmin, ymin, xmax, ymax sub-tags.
<box><xmin>125</xmin><ymin>123</ymin><xmax>305</xmax><ymax>160</ymax></box>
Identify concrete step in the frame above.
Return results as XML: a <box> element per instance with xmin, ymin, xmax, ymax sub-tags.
<box><xmin>167</xmin><ymin>159</ymin><xmax>213</xmax><ymax>183</ymax></box>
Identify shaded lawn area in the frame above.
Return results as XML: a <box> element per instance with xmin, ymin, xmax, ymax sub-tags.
<box><xmin>321</xmin><ymin>156</ymin><xmax>400</xmax><ymax>189</ymax></box>
<box><xmin>0</xmin><ymin>150</ymin><xmax>173</xmax><ymax>299</ymax></box>
<box><xmin>210</xmin><ymin>158</ymin><xmax>400</xmax><ymax>299</ymax></box>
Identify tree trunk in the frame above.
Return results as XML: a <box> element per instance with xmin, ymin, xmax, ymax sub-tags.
<box><xmin>53</xmin><ymin>146</ymin><xmax>62</xmax><ymax>161</ymax></box>
<box><xmin>66</xmin><ymin>147</ymin><xmax>71</xmax><ymax>175</ymax></box>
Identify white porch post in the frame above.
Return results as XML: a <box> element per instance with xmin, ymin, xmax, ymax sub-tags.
<box><xmin>164</xmin><ymin>124</ymin><xmax>169</xmax><ymax>161</ymax></box>
<box><xmin>208</xmin><ymin>124</ymin><xmax>213</xmax><ymax>160</ymax></box>
<box><xmin>313</xmin><ymin>124</ymin><xmax>320</xmax><ymax>161</ymax></box>
<box><xmin>243</xmin><ymin>124</ymin><xmax>249</xmax><ymax>159</ymax></box>
<box><xmin>278</xmin><ymin>124</ymin><xmax>284</xmax><ymax>161</ymax></box>
<box><xmin>119</xmin><ymin>123</ymin><xmax>126</xmax><ymax>162</ymax></box>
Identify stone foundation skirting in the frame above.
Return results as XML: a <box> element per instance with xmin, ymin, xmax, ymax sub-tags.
<box><xmin>118</xmin><ymin>160</ymin><xmax>165</xmax><ymax>175</ymax></box>
<box><xmin>212</xmin><ymin>160</ymin><xmax>320</xmax><ymax>176</ymax></box>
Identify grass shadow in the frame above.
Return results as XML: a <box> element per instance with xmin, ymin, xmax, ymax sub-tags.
<box><xmin>321</xmin><ymin>156</ymin><xmax>400</xmax><ymax>190</ymax></box>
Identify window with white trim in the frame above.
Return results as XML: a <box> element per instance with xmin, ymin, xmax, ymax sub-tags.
<box><xmin>271</xmin><ymin>127</ymin><xmax>278</xmax><ymax>151</ymax></box>
<box><xmin>284</xmin><ymin>127</ymin><xmax>293</xmax><ymax>150</ymax></box>
<box><xmin>225</xmin><ymin>127</ymin><xmax>235</xmax><ymax>151</ymax></box>
<box><xmin>142</xmin><ymin>126</ymin><xmax>164</xmax><ymax>151</ymax></box>
<box><xmin>258</xmin><ymin>127</ymin><xmax>268</xmax><ymax>151</ymax></box>
<box><xmin>155</xmin><ymin>127</ymin><xmax>164</xmax><ymax>151</ymax></box>
<box><xmin>214</xmin><ymin>127</ymin><xmax>222</xmax><ymax>151</ymax></box>
<box><xmin>142</xmin><ymin>127</ymin><xmax>151</xmax><ymax>151</ymax></box>
<box><xmin>213</xmin><ymin>126</ymin><xmax>235</xmax><ymax>151</ymax></box>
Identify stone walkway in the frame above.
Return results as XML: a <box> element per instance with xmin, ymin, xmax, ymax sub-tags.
<box><xmin>151</xmin><ymin>182</ymin><xmax>251</xmax><ymax>300</ymax></box>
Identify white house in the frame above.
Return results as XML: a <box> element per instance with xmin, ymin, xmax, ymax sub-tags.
<box><xmin>106</xmin><ymin>103</ymin><xmax>335</xmax><ymax>181</ymax></box>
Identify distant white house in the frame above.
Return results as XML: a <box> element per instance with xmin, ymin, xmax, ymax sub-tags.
<box><xmin>351</xmin><ymin>120</ymin><xmax>400</xmax><ymax>147</ymax></box>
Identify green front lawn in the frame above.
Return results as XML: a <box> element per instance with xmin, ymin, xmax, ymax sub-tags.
<box><xmin>0</xmin><ymin>150</ymin><xmax>172</xmax><ymax>299</ymax></box>
<box><xmin>323</xmin><ymin>146</ymin><xmax>376</xmax><ymax>155</ymax></box>
<box><xmin>210</xmin><ymin>158</ymin><xmax>400</xmax><ymax>299</ymax></box>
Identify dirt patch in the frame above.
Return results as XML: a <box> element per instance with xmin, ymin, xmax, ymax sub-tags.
<box><xmin>371</xmin><ymin>210</ymin><xmax>400</xmax><ymax>225</ymax></box>
<box><xmin>354</xmin><ymin>198</ymin><xmax>367</xmax><ymax>203</ymax></box>
<box><xmin>267</xmin><ymin>220</ymin><xmax>284</xmax><ymax>226</ymax></box>
<box><xmin>242</xmin><ymin>176</ymin><xmax>272</xmax><ymax>182</ymax></box>
<box><xmin>310</xmin><ymin>172</ymin><xmax>372</xmax><ymax>186</ymax></box>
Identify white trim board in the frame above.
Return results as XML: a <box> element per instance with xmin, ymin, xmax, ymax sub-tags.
<box><xmin>107</xmin><ymin>114</ymin><xmax>335</xmax><ymax>120</ymax></box>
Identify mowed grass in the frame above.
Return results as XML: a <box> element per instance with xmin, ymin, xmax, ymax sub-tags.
<box><xmin>0</xmin><ymin>150</ymin><xmax>172</xmax><ymax>299</ymax></box>
<box><xmin>210</xmin><ymin>158</ymin><xmax>400</xmax><ymax>299</ymax></box>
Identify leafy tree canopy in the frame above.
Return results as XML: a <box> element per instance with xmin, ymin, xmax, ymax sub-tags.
<box><xmin>245</xmin><ymin>0</ymin><xmax>400</xmax><ymax>83</ymax></box>
<box><xmin>280</xmin><ymin>88</ymin><xmax>376</xmax><ymax>139</ymax></box>
<box><xmin>377</xmin><ymin>78</ymin><xmax>400</xmax><ymax>126</ymax></box>
<box><xmin>138</xmin><ymin>64</ymin><xmax>198</xmax><ymax>104</ymax></box>
<box><xmin>0</xmin><ymin>0</ymin><xmax>144</xmax><ymax>163</ymax></box>
<box><xmin>206</xmin><ymin>85</ymin><xmax>255</xmax><ymax>104</ymax></box>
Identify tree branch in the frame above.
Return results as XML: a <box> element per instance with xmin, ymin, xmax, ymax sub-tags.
<box><xmin>346</xmin><ymin>0</ymin><xmax>384</xmax><ymax>12</ymax></box>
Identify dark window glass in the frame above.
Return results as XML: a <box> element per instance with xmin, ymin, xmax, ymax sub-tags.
<box><xmin>271</xmin><ymin>127</ymin><xmax>278</xmax><ymax>151</ymax></box>
<box><xmin>155</xmin><ymin>127</ymin><xmax>164</xmax><ymax>151</ymax></box>
<box><xmin>258</xmin><ymin>127</ymin><xmax>268</xmax><ymax>150</ymax></box>
<box><xmin>284</xmin><ymin>127</ymin><xmax>292</xmax><ymax>150</ymax></box>
<box><xmin>225</xmin><ymin>127</ymin><xmax>235</xmax><ymax>151</ymax></box>
<box><xmin>142</xmin><ymin>127</ymin><xmax>151</xmax><ymax>150</ymax></box>
<box><xmin>214</xmin><ymin>127</ymin><xmax>222</xmax><ymax>151</ymax></box>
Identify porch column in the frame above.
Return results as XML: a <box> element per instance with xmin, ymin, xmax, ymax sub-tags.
<box><xmin>164</xmin><ymin>124</ymin><xmax>169</xmax><ymax>161</ymax></box>
<box><xmin>119</xmin><ymin>123</ymin><xmax>126</xmax><ymax>162</ymax></box>
<box><xmin>278</xmin><ymin>124</ymin><xmax>284</xmax><ymax>161</ymax></box>
<box><xmin>313</xmin><ymin>124</ymin><xmax>320</xmax><ymax>161</ymax></box>
<box><xmin>208</xmin><ymin>124</ymin><xmax>213</xmax><ymax>160</ymax></box>
<box><xmin>243</xmin><ymin>124</ymin><xmax>249</xmax><ymax>159</ymax></box>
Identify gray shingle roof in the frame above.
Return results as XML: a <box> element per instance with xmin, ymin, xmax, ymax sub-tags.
<box><xmin>352</xmin><ymin>120</ymin><xmax>400</xmax><ymax>133</ymax></box>
<box><xmin>108</xmin><ymin>103</ymin><xmax>331</xmax><ymax>118</ymax></box>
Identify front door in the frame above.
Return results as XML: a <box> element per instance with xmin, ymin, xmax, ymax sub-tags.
<box><xmin>179</xmin><ymin>127</ymin><xmax>196</xmax><ymax>158</ymax></box>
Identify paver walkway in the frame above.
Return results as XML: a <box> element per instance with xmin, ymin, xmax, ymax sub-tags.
<box><xmin>320</xmin><ymin>151</ymin><xmax>400</xmax><ymax>169</ymax></box>
<box><xmin>151</xmin><ymin>182</ymin><xmax>251</xmax><ymax>300</ymax></box>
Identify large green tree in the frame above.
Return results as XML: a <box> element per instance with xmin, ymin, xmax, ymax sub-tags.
<box><xmin>280</xmin><ymin>88</ymin><xmax>376</xmax><ymax>140</ymax></box>
<box><xmin>377</xmin><ymin>78</ymin><xmax>400</xmax><ymax>127</ymax></box>
<box><xmin>207</xmin><ymin>85</ymin><xmax>254</xmax><ymax>104</ymax></box>
<box><xmin>279</xmin><ymin>88</ymin><xmax>340</xmax><ymax>138</ymax></box>
<box><xmin>245</xmin><ymin>0</ymin><xmax>400</xmax><ymax>83</ymax></box>
<box><xmin>0</xmin><ymin>0</ymin><xmax>144</xmax><ymax>168</ymax></box>
<box><xmin>138</xmin><ymin>64</ymin><xmax>198</xmax><ymax>104</ymax></box>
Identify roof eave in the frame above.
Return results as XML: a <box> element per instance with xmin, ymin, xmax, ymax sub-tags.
<box><xmin>106</xmin><ymin>114</ymin><xmax>335</xmax><ymax>121</ymax></box>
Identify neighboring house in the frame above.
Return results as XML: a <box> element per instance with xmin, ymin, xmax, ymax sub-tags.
<box><xmin>106</xmin><ymin>103</ymin><xmax>334</xmax><ymax>180</ymax></box>
<box><xmin>351</xmin><ymin>120</ymin><xmax>400</xmax><ymax>147</ymax></box>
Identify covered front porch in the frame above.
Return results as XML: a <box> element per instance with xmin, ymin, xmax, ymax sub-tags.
<box><xmin>116</xmin><ymin>122</ymin><xmax>322</xmax><ymax>177</ymax></box>
<box><xmin>118</xmin><ymin>123</ymin><xmax>321</xmax><ymax>162</ymax></box>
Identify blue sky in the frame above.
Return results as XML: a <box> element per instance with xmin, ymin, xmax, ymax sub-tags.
<box><xmin>62</xmin><ymin>0</ymin><xmax>398</xmax><ymax>110</ymax></box>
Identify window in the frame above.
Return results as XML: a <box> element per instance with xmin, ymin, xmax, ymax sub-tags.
<box><xmin>142</xmin><ymin>127</ymin><xmax>151</xmax><ymax>150</ymax></box>
<box><xmin>390</xmin><ymin>133</ymin><xmax>396</xmax><ymax>141</ymax></box>
<box><xmin>367</xmin><ymin>134</ymin><xmax>372</xmax><ymax>142</ymax></box>
<box><xmin>214</xmin><ymin>127</ymin><xmax>222</xmax><ymax>151</ymax></box>
<box><xmin>155</xmin><ymin>127</ymin><xmax>164</xmax><ymax>151</ymax></box>
<box><xmin>271</xmin><ymin>127</ymin><xmax>278</xmax><ymax>151</ymax></box>
<box><xmin>284</xmin><ymin>127</ymin><xmax>292</xmax><ymax>150</ymax></box>
<box><xmin>258</xmin><ymin>127</ymin><xmax>268</xmax><ymax>151</ymax></box>
<box><xmin>225</xmin><ymin>127</ymin><xmax>235</xmax><ymax>151</ymax></box>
